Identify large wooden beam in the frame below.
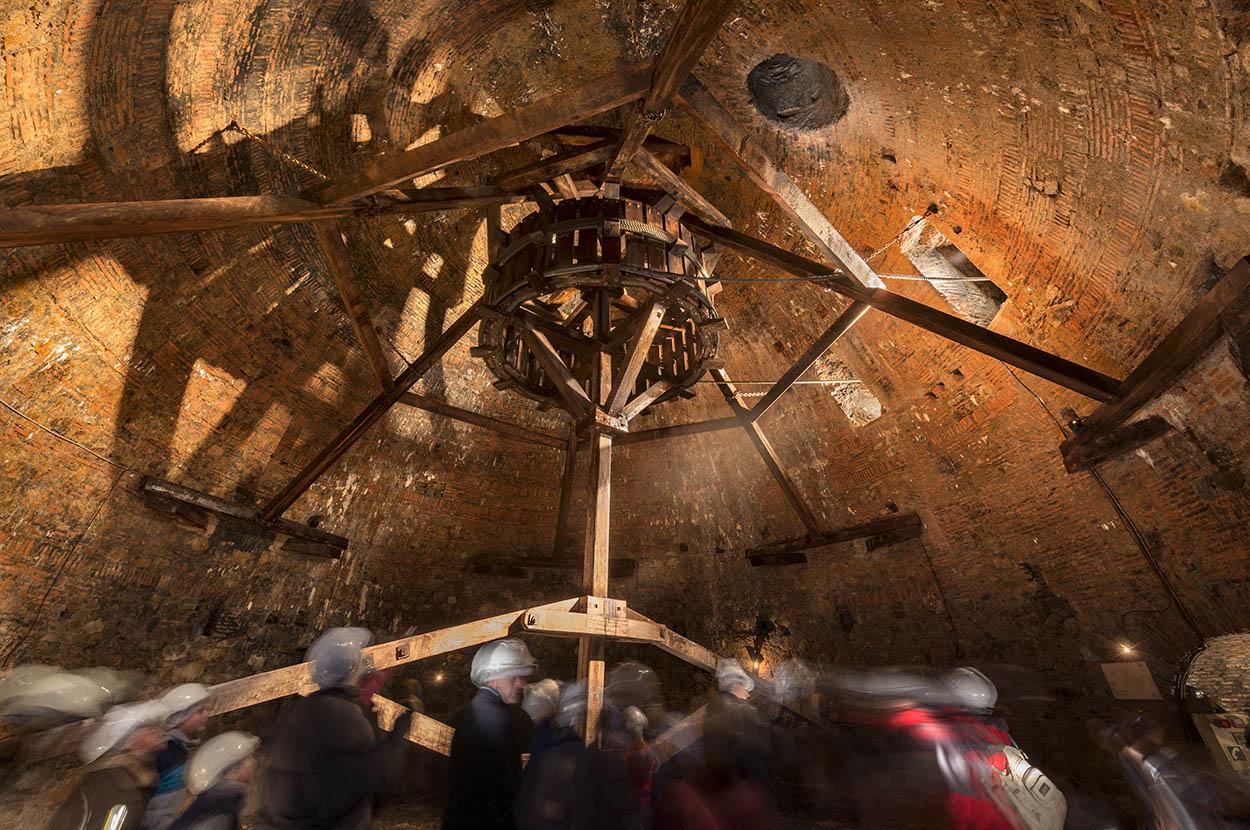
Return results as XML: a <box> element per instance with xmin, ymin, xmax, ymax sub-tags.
<box><xmin>260</xmin><ymin>302</ymin><xmax>482</xmax><ymax>521</ymax></box>
<box><xmin>652</xmin><ymin>706</ymin><xmax>708</xmax><ymax>764</ymax></box>
<box><xmin>745</xmin><ymin>513</ymin><xmax>924</xmax><ymax>566</ymax></box>
<box><xmin>748</xmin><ymin>301</ymin><xmax>870</xmax><ymax>422</ymax></box>
<box><xmin>614</xmin><ymin>416</ymin><xmax>741</xmax><ymax>445</ymax></box>
<box><xmin>313</xmin><ymin>220</ymin><xmax>394</xmax><ymax>390</ymax></box>
<box><xmin>607</xmin><ymin>301</ymin><xmax>667</xmax><ymax>414</ymax></box>
<box><xmin>602</xmin><ymin>0</ymin><xmax>736</xmax><ymax>180</ymax></box>
<box><xmin>1061</xmin><ymin>257</ymin><xmax>1250</xmax><ymax>461</ymax></box>
<box><xmin>494</xmin><ymin>139</ymin><xmax>617</xmax><ymax>192</ymax></box>
<box><xmin>633</xmin><ymin>148</ymin><xmax>731</xmax><ymax>227</ymax></box>
<box><xmin>315</xmin><ymin>63</ymin><xmax>654</xmax><ymax>205</ymax></box>
<box><xmin>553</xmin><ymin>430</ymin><xmax>579</xmax><ymax>557</ymax></box>
<box><xmin>397</xmin><ymin>392</ymin><xmax>565</xmax><ymax>449</ymax></box>
<box><xmin>1060</xmin><ymin>415</ymin><xmax>1172</xmax><ymax>472</ymax></box>
<box><xmin>0</xmin><ymin>190</ymin><xmax>522</xmax><ymax>250</ymax></box>
<box><xmin>683</xmin><ymin>215</ymin><xmax>1123</xmax><ymax>403</ymax></box>
<box><xmin>518</xmin><ymin>320</ymin><xmax>595</xmax><ymax>418</ymax></box>
<box><xmin>579</xmin><ymin>349</ymin><xmax>614</xmax><ymax>744</ymax></box>
<box><xmin>372</xmin><ymin>695</ymin><xmax>454</xmax><ymax>756</ymax></box>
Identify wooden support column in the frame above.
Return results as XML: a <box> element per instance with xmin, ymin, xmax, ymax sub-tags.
<box><xmin>312</xmin><ymin>220</ymin><xmax>394</xmax><ymax>390</ymax></box>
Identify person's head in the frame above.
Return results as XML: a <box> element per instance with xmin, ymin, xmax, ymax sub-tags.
<box><xmin>470</xmin><ymin>639</ymin><xmax>536</xmax><ymax>704</ymax></box>
<box><xmin>187</xmin><ymin>731</ymin><xmax>261</xmax><ymax>795</ymax></box>
<box><xmin>160</xmin><ymin>684</ymin><xmax>212</xmax><ymax>737</ymax></box>
<box><xmin>944</xmin><ymin>667</ymin><xmax>997</xmax><ymax>714</ymax></box>
<box><xmin>80</xmin><ymin>700</ymin><xmax>170</xmax><ymax>765</ymax></box>
<box><xmin>521</xmin><ymin>679</ymin><xmax>560</xmax><ymax>724</ymax></box>
<box><xmin>307</xmin><ymin>627</ymin><xmax>374</xmax><ymax>690</ymax></box>
<box><xmin>716</xmin><ymin>658</ymin><xmax>755</xmax><ymax>700</ymax></box>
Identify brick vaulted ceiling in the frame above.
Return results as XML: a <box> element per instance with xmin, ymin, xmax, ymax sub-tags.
<box><xmin>1</xmin><ymin>0</ymin><xmax>1250</xmax><ymax>768</ymax></box>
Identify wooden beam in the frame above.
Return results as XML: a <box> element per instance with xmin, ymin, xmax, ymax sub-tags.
<box><xmin>579</xmin><ymin>353</ymin><xmax>613</xmax><ymax>744</ymax></box>
<box><xmin>683</xmin><ymin>215</ymin><xmax>1124</xmax><ymax>403</ymax></box>
<box><xmin>315</xmin><ymin>62</ymin><xmax>654</xmax><ymax>204</ymax></box>
<box><xmin>260</xmin><ymin>302</ymin><xmax>482</xmax><ymax>521</ymax></box>
<box><xmin>518</xmin><ymin>320</ymin><xmax>595</xmax><ymax>417</ymax></box>
<box><xmin>624</xmin><ymin>608</ymin><xmax>718</xmax><ymax>671</ymax></box>
<box><xmin>678</xmin><ymin>76</ymin><xmax>881</xmax><ymax>290</ymax></box>
<box><xmin>372</xmin><ymin>695</ymin><xmax>454</xmax><ymax>756</ymax></box>
<box><xmin>548</xmin><ymin>126</ymin><xmax>692</xmax><ymax>169</ymax></box>
<box><xmin>602</xmin><ymin>0</ymin><xmax>736</xmax><ymax>179</ymax></box>
<box><xmin>0</xmin><ymin>192</ymin><xmax>521</xmax><ymax>250</ymax></box>
<box><xmin>313</xmin><ymin>220</ymin><xmax>394</xmax><ymax>390</ymax></box>
<box><xmin>1062</xmin><ymin>257</ymin><xmax>1250</xmax><ymax>456</ymax></box>
<box><xmin>619</xmin><ymin>380</ymin><xmax>672</xmax><ymax>421</ymax></box>
<box><xmin>607</xmin><ymin>301</ymin><xmax>667</xmax><ymax>413</ymax></box>
<box><xmin>633</xmin><ymin>148</ymin><xmax>732</xmax><ymax>227</ymax></box>
<box><xmin>140</xmin><ymin>477</ymin><xmax>348</xmax><ymax>550</ymax></box>
<box><xmin>553</xmin><ymin>430</ymin><xmax>579</xmax><ymax>557</ymax></box>
<box><xmin>652</xmin><ymin>706</ymin><xmax>707</xmax><ymax>764</ymax></box>
<box><xmin>494</xmin><ymin>139</ymin><xmax>617</xmax><ymax>192</ymax></box>
<box><xmin>749</xmin><ymin>301</ymin><xmax>870</xmax><ymax>422</ymax></box>
<box><xmin>1060</xmin><ymin>415</ymin><xmax>1173</xmax><ymax>472</ymax></box>
<box><xmin>745</xmin><ymin>513</ymin><xmax>924</xmax><ymax>566</ymax></box>
<box><xmin>397</xmin><ymin>392</ymin><xmax>565</xmax><ymax>449</ymax></box>
<box><xmin>614</xmin><ymin>416</ymin><xmax>741</xmax><ymax>445</ymax></box>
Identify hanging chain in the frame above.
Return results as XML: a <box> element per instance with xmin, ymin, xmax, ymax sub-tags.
<box><xmin>223</xmin><ymin>121</ymin><xmax>332</xmax><ymax>182</ymax></box>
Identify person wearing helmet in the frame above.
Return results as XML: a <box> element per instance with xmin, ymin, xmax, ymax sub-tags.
<box><xmin>515</xmin><ymin>681</ymin><xmax>586</xmax><ymax>830</ymax></box>
<box><xmin>258</xmin><ymin>627</ymin><xmax>413</xmax><ymax>830</ymax></box>
<box><xmin>166</xmin><ymin>731</ymin><xmax>260</xmax><ymax>830</ymax></box>
<box><xmin>442</xmin><ymin>638</ymin><xmax>537</xmax><ymax>830</ymax></box>
<box><xmin>142</xmin><ymin>684</ymin><xmax>214</xmax><ymax>830</ymax></box>
<box><xmin>48</xmin><ymin>700</ymin><xmax>171</xmax><ymax>830</ymax></box>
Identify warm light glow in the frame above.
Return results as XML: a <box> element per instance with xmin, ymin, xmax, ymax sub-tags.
<box><xmin>1118</xmin><ymin>642</ymin><xmax>1136</xmax><ymax>657</ymax></box>
<box><xmin>434</xmin><ymin>672</ymin><xmax>444</xmax><ymax>683</ymax></box>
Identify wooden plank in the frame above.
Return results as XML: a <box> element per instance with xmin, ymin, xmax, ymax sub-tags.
<box><xmin>633</xmin><ymin>147</ymin><xmax>731</xmax><ymax>228</ymax></box>
<box><xmin>745</xmin><ymin>513</ymin><xmax>923</xmax><ymax>564</ymax></box>
<box><xmin>580</xmin><ymin>354</ymin><xmax>613</xmax><ymax>744</ymax></box>
<box><xmin>0</xmin><ymin>192</ymin><xmax>521</xmax><ymax>249</ymax></box>
<box><xmin>1066</xmin><ymin>257</ymin><xmax>1250</xmax><ymax>442</ymax></box>
<box><xmin>140</xmin><ymin>477</ymin><xmax>348</xmax><ymax>548</ymax></box>
<box><xmin>614</xmin><ymin>416</ymin><xmax>741</xmax><ymax>445</ymax></box>
<box><xmin>652</xmin><ymin>706</ymin><xmax>707</xmax><ymax>764</ymax></box>
<box><xmin>548</xmin><ymin>126</ymin><xmax>692</xmax><ymax>168</ymax></box>
<box><xmin>260</xmin><ymin>302</ymin><xmax>482</xmax><ymax>520</ymax></box>
<box><xmin>748</xmin><ymin>301</ymin><xmax>870</xmax><ymax>422</ymax></box>
<box><xmin>494</xmin><ymin>140</ymin><xmax>617</xmax><ymax>192</ymax></box>
<box><xmin>624</xmin><ymin>609</ymin><xmax>718</xmax><ymax>672</ymax></box>
<box><xmin>313</xmin><ymin>220</ymin><xmax>394</xmax><ymax>390</ymax></box>
<box><xmin>397</xmin><ymin>392</ymin><xmax>565</xmax><ymax>449</ymax></box>
<box><xmin>619</xmin><ymin>380</ymin><xmax>672</xmax><ymax>421</ymax></box>
<box><xmin>607</xmin><ymin>301</ymin><xmax>667</xmax><ymax>413</ymax></box>
<box><xmin>683</xmin><ymin>215</ymin><xmax>1123</xmax><ymax>403</ymax></box>
<box><xmin>602</xmin><ymin>0</ymin><xmax>737</xmax><ymax>179</ymax></box>
<box><xmin>1060</xmin><ymin>415</ymin><xmax>1173</xmax><ymax>473</ymax></box>
<box><xmin>372</xmin><ymin>695</ymin><xmax>454</xmax><ymax>756</ymax></box>
<box><xmin>316</xmin><ymin>62</ymin><xmax>655</xmax><ymax>204</ymax></box>
<box><xmin>553</xmin><ymin>430</ymin><xmax>579</xmax><ymax>557</ymax></box>
<box><xmin>747</xmin><ymin>551</ymin><xmax>809</xmax><ymax>568</ymax></box>
<box><xmin>518</xmin><ymin>320</ymin><xmax>594</xmax><ymax>417</ymax></box>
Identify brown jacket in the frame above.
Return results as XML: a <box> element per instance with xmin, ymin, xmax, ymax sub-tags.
<box><xmin>48</xmin><ymin>753</ymin><xmax>157</xmax><ymax>830</ymax></box>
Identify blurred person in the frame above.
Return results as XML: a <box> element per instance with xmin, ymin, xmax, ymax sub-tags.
<box><xmin>48</xmin><ymin>699</ymin><xmax>171</xmax><ymax>830</ymax></box>
<box><xmin>0</xmin><ymin>666</ymin><xmax>123</xmax><ymax>730</ymax></box>
<box><xmin>516</xmin><ymin>681</ymin><xmax>586</xmax><ymax>830</ymax></box>
<box><xmin>570</xmin><ymin>705</ymin><xmax>649</xmax><ymax>830</ymax></box>
<box><xmin>258</xmin><ymin>627</ymin><xmax>412</xmax><ymax>830</ymax></box>
<box><xmin>522</xmin><ymin>679</ymin><xmax>560</xmax><ymax>731</ymax></box>
<box><xmin>703</xmin><ymin>659</ymin><xmax>770</xmax><ymax>785</ymax></box>
<box><xmin>143</xmin><ymin>683</ymin><xmax>213</xmax><ymax>830</ymax></box>
<box><xmin>442</xmin><ymin>638</ymin><xmax>537</xmax><ymax>830</ymax></box>
<box><xmin>168</xmin><ymin>731</ymin><xmax>260</xmax><ymax>830</ymax></box>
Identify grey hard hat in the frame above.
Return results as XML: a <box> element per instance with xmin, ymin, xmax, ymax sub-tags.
<box><xmin>306</xmin><ymin>627</ymin><xmax>374</xmax><ymax>689</ymax></box>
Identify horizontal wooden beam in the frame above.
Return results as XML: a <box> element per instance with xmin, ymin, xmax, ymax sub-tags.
<box><xmin>681</xmin><ymin>215</ymin><xmax>1123</xmax><ymax>403</ymax></box>
<box><xmin>397</xmin><ymin>392</ymin><xmax>565</xmax><ymax>449</ymax></box>
<box><xmin>614</xmin><ymin>416</ymin><xmax>741</xmax><ymax>445</ymax></box>
<box><xmin>652</xmin><ymin>705</ymin><xmax>707</xmax><ymax>765</ymax></box>
<box><xmin>140</xmin><ymin>477</ymin><xmax>348</xmax><ymax>550</ymax></box>
<box><xmin>548</xmin><ymin>126</ymin><xmax>690</xmax><ymax>166</ymax></box>
<box><xmin>494</xmin><ymin>139</ymin><xmax>618</xmax><ymax>192</ymax></box>
<box><xmin>0</xmin><ymin>191</ymin><xmax>519</xmax><ymax>250</ymax></box>
<box><xmin>1060</xmin><ymin>414</ymin><xmax>1173</xmax><ymax>472</ymax></box>
<box><xmin>315</xmin><ymin>62</ymin><xmax>655</xmax><ymax>204</ymax></box>
<box><xmin>746</xmin><ymin>513</ymin><xmax>923</xmax><ymax>566</ymax></box>
<box><xmin>467</xmin><ymin>554</ymin><xmax>637</xmax><ymax>579</ymax></box>
<box><xmin>372</xmin><ymin>695</ymin><xmax>454</xmax><ymax>756</ymax></box>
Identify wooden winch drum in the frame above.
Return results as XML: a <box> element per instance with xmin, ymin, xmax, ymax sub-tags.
<box><xmin>476</xmin><ymin>195</ymin><xmax>723</xmax><ymax>412</ymax></box>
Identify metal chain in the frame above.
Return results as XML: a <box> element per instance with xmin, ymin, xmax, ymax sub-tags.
<box><xmin>224</xmin><ymin>121</ymin><xmax>331</xmax><ymax>182</ymax></box>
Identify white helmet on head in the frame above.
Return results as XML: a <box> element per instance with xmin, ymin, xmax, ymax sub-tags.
<box><xmin>160</xmin><ymin>683</ymin><xmax>212</xmax><ymax>725</ymax></box>
<box><xmin>307</xmin><ymin>627</ymin><xmax>374</xmax><ymax>689</ymax></box>
<box><xmin>521</xmin><ymin>679</ymin><xmax>560</xmax><ymax>723</ymax></box>
<box><xmin>623</xmin><ymin>705</ymin><xmax>648</xmax><ymax>741</ymax></box>
<box><xmin>186</xmin><ymin>731</ymin><xmax>260</xmax><ymax>794</ymax></box>
<box><xmin>80</xmin><ymin>700</ymin><xmax>169</xmax><ymax>763</ymax></box>
<box><xmin>946</xmin><ymin>667</ymin><xmax>997</xmax><ymax>712</ymax></box>
<box><xmin>470</xmin><ymin>639</ymin><xmax>536</xmax><ymax>687</ymax></box>
<box><xmin>0</xmin><ymin>667</ymin><xmax>113</xmax><ymax>721</ymax></box>
<box><xmin>554</xmin><ymin>680</ymin><xmax>587</xmax><ymax>728</ymax></box>
<box><xmin>716</xmin><ymin>658</ymin><xmax>755</xmax><ymax>694</ymax></box>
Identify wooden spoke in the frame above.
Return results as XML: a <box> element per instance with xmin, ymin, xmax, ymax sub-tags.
<box><xmin>607</xmin><ymin>301</ymin><xmax>667</xmax><ymax>413</ymax></box>
<box><xmin>315</xmin><ymin>63</ymin><xmax>654</xmax><ymax>204</ymax></box>
<box><xmin>518</xmin><ymin>320</ymin><xmax>595</xmax><ymax>416</ymax></box>
<box><xmin>494</xmin><ymin>139</ymin><xmax>617</xmax><ymax>192</ymax></box>
<box><xmin>397</xmin><ymin>393</ymin><xmax>565</xmax><ymax>449</ymax></box>
<box><xmin>619</xmin><ymin>380</ymin><xmax>672</xmax><ymax>421</ymax></box>
<box><xmin>633</xmin><ymin>148</ymin><xmax>731</xmax><ymax>227</ymax></box>
<box><xmin>614</xmin><ymin>416</ymin><xmax>741</xmax><ymax>445</ymax></box>
<box><xmin>313</xmin><ymin>220</ymin><xmax>394</xmax><ymax>390</ymax></box>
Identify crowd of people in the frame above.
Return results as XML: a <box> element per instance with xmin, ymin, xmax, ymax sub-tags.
<box><xmin>3</xmin><ymin>626</ymin><xmax>1248</xmax><ymax>829</ymax></box>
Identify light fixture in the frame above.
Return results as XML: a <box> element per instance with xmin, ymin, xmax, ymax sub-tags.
<box><xmin>434</xmin><ymin>672</ymin><xmax>444</xmax><ymax>683</ymax></box>
<box><xmin>1117</xmin><ymin>641</ymin><xmax>1136</xmax><ymax>658</ymax></box>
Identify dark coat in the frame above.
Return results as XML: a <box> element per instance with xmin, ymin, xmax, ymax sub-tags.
<box><xmin>257</xmin><ymin>686</ymin><xmax>410</xmax><ymax>830</ymax></box>
<box><xmin>442</xmin><ymin>687</ymin><xmax>535</xmax><ymax>830</ymax></box>
<box><xmin>702</xmin><ymin>693</ymin><xmax>770</xmax><ymax>786</ymax></box>
<box><xmin>48</xmin><ymin>753</ymin><xmax>156</xmax><ymax>830</ymax></box>
<box><xmin>168</xmin><ymin>780</ymin><xmax>246</xmax><ymax>830</ymax></box>
<box><xmin>515</xmin><ymin>725</ymin><xmax>584</xmax><ymax>830</ymax></box>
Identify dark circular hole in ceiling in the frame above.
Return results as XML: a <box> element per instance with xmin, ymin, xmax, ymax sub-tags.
<box><xmin>747</xmin><ymin>53</ymin><xmax>849</xmax><ymax>131</ymax></box>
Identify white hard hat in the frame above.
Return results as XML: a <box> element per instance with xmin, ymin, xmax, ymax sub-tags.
<box><xmin>470</xmin><ymin>639</ymin><xmax>536</xmax><ymax>687</ymax></box>
<box><xmin>80</xmin><ymin>701</ymin><xmax>169</xmax><ymax>763</ymax></box>
<box><xmin>0</xmin><ymin>667</ymin><xmax>113</xmax><ymax>720</ymax></box>
<box><xmin>554</xmin><ymin>680</ymin><xmax>587</xmax><ymax>728</ymax></box>
<box><xmin>521</xmin><ymin>679</ymin><xmax>560</xmax><ymax>723</ymax></box>
<box><xmin>159</xmin><ymin>684</ymin><xmax>212</xmax><ymax>725</ymax></box>
<box><xmin>623</xmin><ymin>705</ymin><xmax>648</xmax><ymax>740</ymax></box>
<box><xmin>307</xmin><ymin>627</ymin><xmax>374</xmax><ymax>689</ymax></box>
<box><xmin>946</xmin><ymin>667</ymin><xmax>997</xmax><ymax>712</ymax></box>
<box><xmin>186</xmin><ymin>731</ymin><xmax>260</xmax><ymax>794</ymax></box>
<box><xmin>73</xmin><ymin>668</ymin><xmax>139</xmax><ymax>705</ymax></box>
<box><xmin>715</xmin><ymin>658</ymin><xmax>755</xmax><ymax>693</ymax></box>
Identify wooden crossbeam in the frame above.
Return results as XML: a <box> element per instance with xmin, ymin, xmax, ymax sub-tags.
<box><xmin>260</xmin><ymin>301</ymin><xmax>482</xmax><ymax>521</ymax></box>
<box><xmin>633</xmin><ymin>148</ymin><xmax>731</xmax><ymax>227</ymax></box>
<box><xmin>1060</xmin><ymin>415</ymin><xmax>1172</xmax><ymax>472</ymax></box>
<box><xmin>607</xmin><ymin>301</ymin><xmax>667</xmax><ymax>413</ymax></box>
<box><xmin>548</xmin><ymin>126</ymin><xmax>691</xmax><ymax>168</ymax></box>
<box><xmin>745</xmin><ymin>513</ymin><xmax>923</xmax><ymax>566</ymax></box>
<box><xmin>494</xmin><ymin>139</ymin><xmax>618</xmax><ymax>192</ymax></box>
<box><xmin>518</xmin><ymin>320</ymin><xmax>595</xmax><ymax>417</ymax></box>
<box><xmin>313</xmin><ymin>220</ymin><xmax>394</xmax><ymax>390</ymax></box>
<box><xmin>620</xmin><ymin>380</ymin><xmax>672</xmax><ymax>421</ymax></box>
<box><xmin>0</xmin><ymin>191</ymin><xmax>522</xmax><ymax>250</ymax></box>
<box><xmin>1060</xmin><ymin>257</ymin><xmax>1250</xmax><ymax>464</ymax></box>
<box><xmin>614</xmin><ymin>416</ymin><xmax>741</xmax><ymax>445</ymax></box>
<box><xmin>602</xmin><ymin>0</ymin><xmax>736</xmax><ymax>180</ymax></box>
<box><xmin>315</xmin><ymin>63</ymin><xmax>654</xmax><ymax>204</ymax></box>
<box><xmin>748</xmin><ymin>301</ymin><xmax>870</xmax><ymax>422</ymax></box>
<box><xmin>683</xmin><ymin>215</ymin><xmax>1123</xmax><ymax>403</ymax></box>
<box><xmin>373</xmin><ymin>695</ymin><xmax>454</xmax><ymax>756</ymax></box>
<box><xmin>397</xmin><ymin>392</ymin><xmax>565</xmax><ymax>449</ymax></box>
<box><xmin>652</xmin><ymin>706</ymin><xmax>707</xmax><ymax>764</ymax></box>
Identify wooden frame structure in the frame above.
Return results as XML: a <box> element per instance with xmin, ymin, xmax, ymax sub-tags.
<box><xmin>4</xmin><ymin>0</ymin><xmax>1247</xmax><ymax>754</ymax></box>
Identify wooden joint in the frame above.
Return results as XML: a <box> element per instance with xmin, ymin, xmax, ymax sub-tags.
<box><xmin>1059</xmin><ymin>414</ymin><xmax>1173</xmax><ymax>472</ymax></box>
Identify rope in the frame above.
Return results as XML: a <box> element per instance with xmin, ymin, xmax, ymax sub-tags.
<box><xmin>224</xmin><ymin>121</ymin><xmax>332</xmax><ymax>182</ymax></box>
